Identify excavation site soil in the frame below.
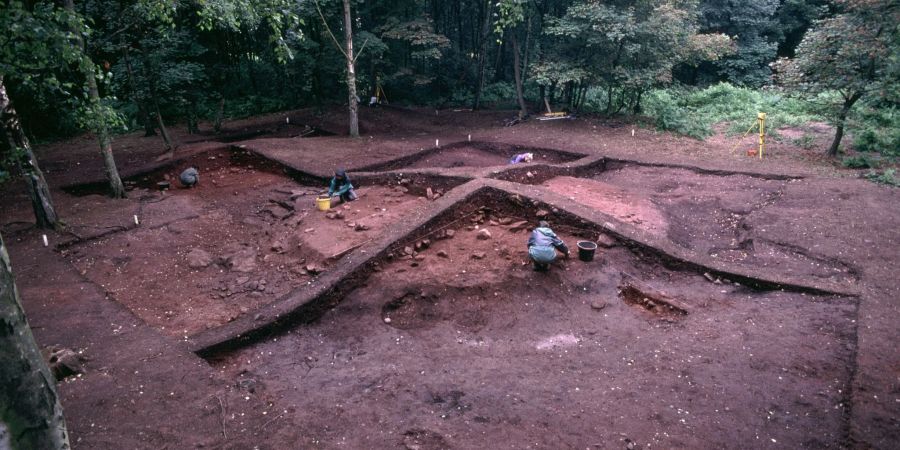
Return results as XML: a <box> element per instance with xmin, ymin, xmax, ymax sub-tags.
<box><xmin>2</xmin><ymin>106</ymin><xmax>898</xmax><ymax>449</ymax></box>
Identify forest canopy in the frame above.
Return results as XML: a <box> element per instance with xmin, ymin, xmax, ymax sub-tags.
<box><xmin>1</xmin><ymin>0</ymin><xmax>897</xmax><ymax>156</ymax></box>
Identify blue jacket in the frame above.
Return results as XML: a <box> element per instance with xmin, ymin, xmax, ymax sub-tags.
<box><xmin>528</xmin><ymin>227</ymin><xmax>568</xmax><ymax>254</ymax></box>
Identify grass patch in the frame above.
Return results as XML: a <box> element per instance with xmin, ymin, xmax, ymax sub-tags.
<box><xmin>642</xmin><ymin>83</ymin><xmax>823</xmax><ymax>139</ymax></box>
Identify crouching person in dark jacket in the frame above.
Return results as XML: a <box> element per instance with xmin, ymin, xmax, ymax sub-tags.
<box><xmin>328</xmin><ymin>169</ymin><xmax>358</xmax><ymax>203</ymax></box>
<box><xmin>527</xmin><ymin>221</ymin><xmax>569</xmax><ymax>271</ymax></box>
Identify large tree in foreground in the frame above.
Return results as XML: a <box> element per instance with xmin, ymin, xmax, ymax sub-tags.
<box><xmin>0</xmin><ymin>232</ymin><xmax>70</xmax><ymax>449</ymax></box>
<box><xmin>0</xmin><ymin>1</ymin><xmax>84</xmax><ymax>229</ymax></box>
<box><xmin>775</xmin><ymin>0</ymin><xmax>899</xmax><ymax>157</ymax></box>
<box><xmin>0</xmin><ymin>77</ymin><xmax>60</xmax><ymax>229</ymax></box>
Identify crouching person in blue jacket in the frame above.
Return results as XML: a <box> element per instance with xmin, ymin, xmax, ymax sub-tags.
<box><xmin>527</xmin><ymin>221</ymin><xmax>569</xmax><ymax>271</ymax></box>
<box><xmin>328</xmin><ymin>169</ymin><xmax>358</xmax><ymax>203</ymax></box>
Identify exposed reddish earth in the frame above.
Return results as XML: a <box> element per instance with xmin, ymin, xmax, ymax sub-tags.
<box><xmin>1</xmin><ymin>106</ymin><xmax>898</xmax><ymax>449</ymax></box>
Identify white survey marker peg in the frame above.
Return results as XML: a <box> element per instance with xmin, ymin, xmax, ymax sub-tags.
<box><xmin>134</xmin><ymin>215</ymin><xmax>140</xmax><ymax>225</ymax></box>
<box><xmin>435</xmin><ymin>139</ymin><xmax>439</xmax><ymax>147</ymax></box>
<box><xmin>631</xmin><ymin>129</ymin><xmax>635</xmax><ymax>137</ymax></box>
<box><xmin>42</xmin><ymin>234</ymin><xmax>48</xmax><ymax>247</ymax></box>
<box><xmin>468</xmin><ymin>134</ymin><xmax>471</xmax><ymax>141</ymax></box>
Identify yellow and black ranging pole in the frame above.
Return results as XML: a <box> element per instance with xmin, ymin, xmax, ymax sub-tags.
<box><xmin>757</xmin><ymin>112</ymin><xmax>766</xmax><ymax>159</ymax></box>
<box><xmin>730</xmin><ymin>112</ymin><xmax>767</xmax><ymax>158</ymax></box>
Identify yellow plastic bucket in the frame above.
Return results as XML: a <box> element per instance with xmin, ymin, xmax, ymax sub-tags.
<box><xmin>316</xmin><ymin>196</ymin><xmax>331</xmax><ymax>211</ymax></box>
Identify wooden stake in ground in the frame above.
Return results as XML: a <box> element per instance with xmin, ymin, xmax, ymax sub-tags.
<box><xmin>0</xmin><ymin>232</ymin><xmax>70</xmax><ymax>449</ymax></box>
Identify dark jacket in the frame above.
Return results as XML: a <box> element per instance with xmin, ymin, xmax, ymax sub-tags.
<box><xmin>328</xmin><ymin>172</ymin><xmax>354</xmax><ymax>196</ymax></box>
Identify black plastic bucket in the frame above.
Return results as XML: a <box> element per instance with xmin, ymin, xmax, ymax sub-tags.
<box><xmin>577</xmin><ymin>241</ymin><xmax>598</xmax><ymax>262</ymax></box>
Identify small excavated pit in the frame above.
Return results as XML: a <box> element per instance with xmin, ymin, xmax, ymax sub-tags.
<box><xmin>198</xmin><ymin>189</ymin><xmax>857</xmax><ymax>449</ymax></box>
<box><xmin>357</xmin><ymin>141</ymin><xmax>586</xmax><ymax>172</ymax></box>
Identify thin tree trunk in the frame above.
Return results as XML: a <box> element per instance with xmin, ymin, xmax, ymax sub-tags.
<box><xmin>213</xmin><ymin>97</ymin><xmax>225</xmax><ymax>133</ymax></box>
<box><xmin>141</xmin><ymin>59</ymin><xmax>176</xmax><ymax>157</ymax></box>
<box><xmin>511</xmin><ymin>35</ymin><xmax>527</xmax><ymax>120</ymax></box>
<box><xmin>827</xmin><ymin>92</ymin><xmax>861</xmax><ymax>157</ymax></box>
<box><xmin>1</xmin><ymin>232</ymin><xmax>70</xmax><ymax>449</ymax></box>
<box><xmin>472</xmin><ymin>0</ymin><xmax>491</xmax><ymax>110</ymax></box>
<box><xmin>343</xmin><ymin>0</ymin><xmax>359</xmax><ymax>137</ymax></box>
<box><xmin>0</xmin><ymin>76</ymin><xmax>60</xmax><ymax>230</ymax></box>
<box><xmin>122</xmin><ymin>48</ymin><xmax>155</xmax><ymax>137</ymax></box>
<box><xmin>153</xmin><ymin>99</ymin><xmax>175</xmax><ymax>157</ymax></box>
<box><xmin>64</xmin><ymin>0</ymin><xmax>125</xmax><ymax>198</ymax></box>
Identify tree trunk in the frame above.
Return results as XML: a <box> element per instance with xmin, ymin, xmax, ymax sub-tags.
<box><xmin>472</xmin><ymin>0</ymin><xmax>491</xmax><ymax>110</ymax></box>
<box><xmin>213</xmin><ymin>97</ymin><xmax>225</xmax><ymax>134</ymax></box>
<box><xmin>122</xmin><ymin>48</ymin><xmax>155</xmax><ymax>137</ymax></box>
<box><xmin>153</xmin><ymin>99</ymin><xmax>175</xmax><ymax>157</ymax></box>
<box><xmin>142</xmin><ymin>59</ymin><xmax>176</xmax><ymax>158</ymax></box>
<box><xmin>64</xmin><ymin>0</ymin><xmax>125</xmax><ymax>198</ymax></box>
<box><xmin>0</xmin><ymin>77</ymin><xmax>60</xmax><ymax>230</ymax></box>
<box><xmin>511</xmin><ymin>36</ymin><xmax>528</xmax><ymax>120</ymax></box>
<box><xmin>343</xmin><ymin>0</ymin><xmax>359</xmax><ymax>137</ymax></box>
<box><xmin>0</xmin><ymin>232</ymin><xmax>70</xmax><ymax>449</ymax></box>
<box><xmin>827</xmin><ymin>92</ymin><xmax>861</xmax><ymax>157</ymax></box>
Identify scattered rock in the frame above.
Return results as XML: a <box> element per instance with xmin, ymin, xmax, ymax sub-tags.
<box><xmin>404</xmin><ymin>246</ymin><xmax>414</xmax><ymax>255</ymax></box>
<box><xmin>354</xmin><ymin>222</ymin><xmax>370</xmax><ymax>231</ymax></box>
<box><xmin>526</xmin><ymin>171</ymin><xmax>534</xmax><ymax>178</ymax></box>
<box><xmin>222</xmin><ymin>246</ymin><xmax>258</xmax><ymax>273</ymax></box>
<box><xmin>264</xmin><ymin>204</ymin><xmax>292</xmax><ymax>220</ymax></box>
<box><xmin>596</xmin><ymin>233</ymin><xmax>617</xmax><ymax>248</ymax></box>
<box><xmin>335</xmin><ymin>210</ymin><xmax>345</xmax><ymax>219</ymax></box>
<box><xmin>703</xmin><ymin>272</ymin><xmax>716</xmax><ymax>282</ymax></box>
<box><xmin>384</xmin><ymin>317</ymin><xmax>392</xmax><ymax>324</ymax></box>
<box><xmin>590</xmin><ymin>299</ymin><xmax>608</xmax><ymax>310</ymax></box>
<box><xmin>420</xmin><ymin>239</ymin><xmax>431</xmax><ymax>249</ymax></box>
<box><xmin>236</xmin><ymin>276</ymin><xmax>250</xmax><ymax>285</ymax></box>
<box><xmin>471</xmin><ymin>251</ymin><xmax>487</xmax><ymax>260</ymax></box>
<box><xmin>186</xmin><ymin>248</ymin><xmax>213</xmax><ymax>269</ymax></box>
<box><xmin>325</xmin><ymin>212</ymin><xmax>337</xmax><ymax>220</ymax></box>
<box><xmin>414</xmin><ymin>254</ymin><xmax>426</xmax><ymax>261</ymax></box>
<box><xmin>426</xmin><ymin>187</ymin><xmax>435</xmax><ymax>200</ymax></box>
<box><xmin>444</xmin><ymin>229</ymin><xmax>455</xmax><ymax>239</ymax></box>
<box><xmin>43</xmin><ymin>347</ymin><xmax>86</xmax><ymax>381</ymax></box>
<box><xmin>498</xmin><ymin>217</ymin><xmax>513</xmax><ymax>225</ymax></box>
<box><xmin>270</xmin><ymin>237</ymin><xmax>288</xmax><ymax>253</ymax></box>
<box><xmin>508</xmin><ymin>220</ymin><xmax>530</xmax><ymax>232</ymax></box>
<box><xmin>399</xmin><ymin>178</ymin><xmax>411</xmax><ymax>186</ymax></box>
<box><xmin>346</xmin><ymin>221</ymin><xmax>357</xmax><ymax>228</ymax></box>
<box><xmin>305</xmin><ymin>264</ymin><xmax>323</xmax><ymax>275</ymax></box>
<box><xmin>476</xmin><ymin>229</ymin><xmax>492</xmax><ymax>240</ymax></box>
<box><xmin>536</xmin><ymin>209</ymin><xmax>550</xmax><ymax>218</ymax></box>
<box><xmin>436</xmin><ymin>250</ymin><xmax>449</xmax><ymax>258</ymax></box>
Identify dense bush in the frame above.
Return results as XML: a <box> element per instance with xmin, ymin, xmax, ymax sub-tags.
<box><xmin>850</xmin><ymin>105</ymin><xmax>900</xmax><ymax>157</ymax></box>
<box><xmin>642</xmin><ymin>83</ymin><xmax>821</xmax><ymax>139</ymax></box>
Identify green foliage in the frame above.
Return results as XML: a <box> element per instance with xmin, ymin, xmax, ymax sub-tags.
<box><xmin>698</xmin><ymin>0</ymin><xmax>780</xmax><ymax>87</ymax></box>
<box><xmin>842</xmin><ymin>155</ymin><xmax>879</xmax><ymax>169</ymax></box>
<box><xmin>850</xmin><ymin>104</ymin><xmax>900</xmax><ymax>157</ymax></box>
<box><xmin>864</xmin><ymin>168</ymin><xmax>899</xmax><ymax>187</ymax></box>
<box><xmin>641</xmin><ymin>83</ymin><xmax>821</xmax><ymax>138</ymax></box>
<box><xmin>774</xmin><ymin>0</ymin><xmax>899</xmax><ymax>154</ymax></box>
<box><xmin>792</xmin><ymin>133</ymin><xmax>816</xmax><ymax>149</ymax></box>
